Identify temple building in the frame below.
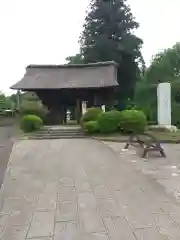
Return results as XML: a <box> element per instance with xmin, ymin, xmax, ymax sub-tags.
<box><xmin>11</xmin><ymin>61</ymin><xmax>118</xmax><ymax>124</ymax></box>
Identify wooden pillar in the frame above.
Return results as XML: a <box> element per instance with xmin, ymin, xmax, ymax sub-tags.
<box><xmin>75</xmin><ymin>99</ymin><xmax>81</xmax><ymax>124</ymax></box>
<box><xmin>71</xmin><ymin>106</ymin><xmax>75</xmax><ymax>120</ymax></box>
<box><xmin>93</xmin><ymin>92</ymin><xmax>102</xmax><ymax>107</ymax></box>
<box><xmin>17</xmin><ymin>90</ymin><xmax>21</xmax><ymax>111</ymax></box>
<box><xmin>93</xmin><ymin>94</ymin><xmax>98</xmax><ymax>107</ymax></box>
<box><xmin>63</xmin><ymin>106</ymin><xmax>67</xmax><ymax>124</ymax></box>
<box><xmin>59</xmin><ymin>106</ymin><xmax>64</xmax><ymax>124</ymax></box>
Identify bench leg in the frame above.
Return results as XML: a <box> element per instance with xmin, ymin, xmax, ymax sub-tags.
<box><xmin>124</xmin><ymin>143</ymin><xmax>130</xmax><ymax>150</ymax></box>
<box><xmin>124</xmin><ymin>135</ymin><xmax>135</xmax><ymax>150</ymax></box>
<box><xmin>160</xmin><ymin>149</ymin><xmax>166</xmax><ymax>157</ymax></box>
<box><xmin>156</xmin><ymin>143</ymin><xmax>166</xmax><ymax>157</ymax></box>
<box><xmin>141</xmin><ymin>148</ymin><xmax>148</xmax><ymax>158</ymax></box>
<box><xmin>141</xmin><ymin>148</ymin><xmax>166</xmax><ymax>158</ymax></box>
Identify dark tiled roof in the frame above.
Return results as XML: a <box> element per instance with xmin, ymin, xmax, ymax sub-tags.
<box><xmin>10</xmin><ymin>61</ymin><xmax>118</xmax><ymax>90</ymax></box>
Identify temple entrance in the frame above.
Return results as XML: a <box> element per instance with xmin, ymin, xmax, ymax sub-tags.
<box><xmin>36</xmin><ymin>89</ymin><xmax>115</xmax><ymax>125</ymax></box>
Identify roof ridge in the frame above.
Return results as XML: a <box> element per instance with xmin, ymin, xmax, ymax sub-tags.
<box><xmin>27</xmin><ymin>61</ymin><xmax>118</xmax><ymax>69</ymax></box>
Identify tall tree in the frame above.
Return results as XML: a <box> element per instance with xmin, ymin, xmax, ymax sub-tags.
<box><xmin>66</xmin><ymin>54</ymin><xmax>84</xmax><ymax>64</ymax></box>
<box><xmin>80</xmin><ymin>0</ymin><xmax>143</xmax><ymax>104</ymax></box>
<box><xmin>0</xmin><ymin>92</ymin><xmax>13</xmax><ymax>110</ymax></box>
<box><xmin>145</xmin><ymin>42</ymin><xmax>180</xmax><ymax>84</ymax></box>
<box><xmin>135</xmin><ymin>42</ymin><xmax>180</xmax><ymax>124</ymax></box>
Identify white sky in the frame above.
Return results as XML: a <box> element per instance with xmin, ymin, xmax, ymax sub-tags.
<box><xmin>0</xmin><ymin>0</ymin><xmax>180</xmax><ymax>94</ymax></box>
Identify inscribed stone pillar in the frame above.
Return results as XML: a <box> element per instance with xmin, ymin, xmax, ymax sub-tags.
<box><xmin>101</xmin><ymin>105</ymin><xmax>106</xmax><ymax>112</ymax></box>
<box><xmin>157</xmin><ymin>83</ymin><xmax>171</xmax><ymax>126</ymax></box>
<box><xmin>82</xmin><ymin>101</ymin><xmax>87</xmax><ymax>115</ymax></box>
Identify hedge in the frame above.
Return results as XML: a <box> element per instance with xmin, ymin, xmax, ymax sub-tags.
<box><xmin>119</xmin><ymin>110</ymin><xmax>147</xmax><ymax>133</ymax></box>
<box><xmin>80</xmin><ymin>107</ymin><xmax>102</xmax><ymax>127</ymax></box>
<box><xmin>20</xmin><ymin>114</ymin><xmax>43</xmax><ymax>132</ymax></box>
<box><xmin>19</xmin><ymin>101</ymin><xmax>48</xmax><ymax>120</ymax></box>
<box><xmin>97</xmin><ymin>110</ymin><xmax>121</xmax><ymax>133</ymax></box>
<box><xmin>85</xmin><ymin>121</ymin><xmax>99</xmax><ymax>133</ymax></box>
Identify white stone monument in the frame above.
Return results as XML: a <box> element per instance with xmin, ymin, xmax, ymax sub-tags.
<box><xmin>101</xmin><ymin>105</ymin><xmax>106</xmax><ymax>112</ymax></box>
<box><xmin>82</xmin><ymin>101</ymin><xmax>87</xmax><ymax>115</ymax></box>
<box><xmin>157</xmin><ymin>82</ymin><xmax>171</xmax><ymax>126</ymax></box>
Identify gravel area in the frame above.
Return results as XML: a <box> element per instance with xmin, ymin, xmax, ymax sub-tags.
<box><xmin>0</xmin><ymin>126</ymin><xmax>16</xmax><ymax>187</ymax></box>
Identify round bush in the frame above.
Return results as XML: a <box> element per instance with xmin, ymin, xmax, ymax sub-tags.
<box><xmin>98</xmin><ymin>110</ymin><xmax>121</xmax><ymax>133</ymax></box>
<box><xmin>119</xmin><ymin>110</ymin><xmax>147</xmax><ymax>133</ymax></box>
<box><xmin>19</xmin><ymin>101</ymin><xmax>48</xmax><ymax>120</ymax></box>
<box><xmin>80</xmin><ymin>107</ymin><xmax>102</xmax><ymax>127</ymax></box>
<box><xmin>85</xmin><ymin>121</ymin><xmax>99</xmax><ymax>134</ymax></box>
<box><xmin>20</xmin><ymin>115</ymin><xmax>43</xmax><ymax>132</ymax></box>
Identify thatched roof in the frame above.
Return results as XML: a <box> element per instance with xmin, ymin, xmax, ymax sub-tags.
<box><xmin>11</xmin><ymin>61</ymin><xmax>118</xmax><ymax>90</ymax></box>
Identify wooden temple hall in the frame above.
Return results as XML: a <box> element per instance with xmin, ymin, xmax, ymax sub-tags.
<box><xmin>11</xmin><ymin>61</ymin><xmax>119</xmax><ymax>124</ymax></box>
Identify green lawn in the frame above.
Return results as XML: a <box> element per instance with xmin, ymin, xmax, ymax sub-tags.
<box><xmin>93</xmin><ymin>130</ymin><xmax>180</xmax><ymax>143</ymax></box>
<box><xmin>151</xmin><ymin>130</ymin><xmax>180</xmax><ymax>142</ymax></box>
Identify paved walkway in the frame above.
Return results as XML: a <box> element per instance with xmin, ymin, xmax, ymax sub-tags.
<box><xmin>1</xmin><ymin>139</ymin><xmax>180</xmax><ymax>239</ymax></box>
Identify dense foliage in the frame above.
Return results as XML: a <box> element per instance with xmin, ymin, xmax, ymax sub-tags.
<box><xmin>0</xmin><ymin>93</ymin><xmax>15</xmax><ymax>111</ymax></box>
<box><xmin>145</xmin><ymin>43</ymin><xmax>180</xmax><ymax>84</ymax></box>
<box><xmin>97</xmin><ymin>110</ymin><xmax>121</xmax><ymax>133</ymax></box>
<box><xmin>135</xmin><ymin>42</ymin><xmax>180</xmax><ymax>125</ymax></box>
<box><xmin>80</xmin><ymin>107</ymin><xmax>102</xmax><ymax>126</ymax></box>
<box><xmin>119</xmin><ymin>110</ymin><xmax>147</xmax><ymax>133</ymax></box>
<box><xmin>20</xmin><ymin>115</ymin><xmax>43</xmax><ymax>132</ymax></box>
<box><xmin>66</xmin><ymin>54</ymin><xmax>84</xmax><ymax>64</ymax></box>
<box><xmin>19</xmin><ymin>101</ymin><xmax>48</xmax><ymax>120</ymax></box>
<box><xmin>21</xmin><ymin>92</ymin><xmax>39</xmax><ymax>102</ymax></box>
<box><xmin>84</xmin><ymin>121</ymin><xmax>100</xmax><ymax>133</ymax></box>
<box><xmin>81</xmin><ymin>108</ymin><xmax>147</xmax><ymax>134</ymax></box>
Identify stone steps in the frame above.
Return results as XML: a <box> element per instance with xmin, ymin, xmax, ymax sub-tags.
<box><xmin>23</xmin><ymin>135</ymin><xmax>88</xmax><ymax>140</ymax></box>
<box><xmin>22</xmin><ymin>126</ymin><xmax>88</xmax><ymax>140</ymax></box>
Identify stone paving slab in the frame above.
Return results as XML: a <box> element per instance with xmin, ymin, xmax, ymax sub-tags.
<box><xmin>28</xmin><ymin>238</ymin><xmax>53</xmax><ymax>240</ymax></box>
<box><xmin>27</xmin><ymin>211</ymin><xmax>54</xmax><ymax>238</ymax></box>
<box><xmin>0</xmin><ymin>224</ymin><xmax>29</xmax><ymax>240</ymax></box>
<box><xmin>134</xmin><ymin>228</ymin><xmax>166</xmax><ymax>240</ymax></box>
<box><xmin>1</xmin><ymin>139</ymin><xmax>180</xmax><ymax>239</ymax></box>
<box><xmin>56</xmin><ymin>201</ymin><xmax>78</xmax><ymax>222</ymax></box>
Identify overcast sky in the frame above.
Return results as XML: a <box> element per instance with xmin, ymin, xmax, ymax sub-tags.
<box><xmin>0</xmin><ymin>0</ymin><xmax>180</xmax><ymax>94</ymax></box>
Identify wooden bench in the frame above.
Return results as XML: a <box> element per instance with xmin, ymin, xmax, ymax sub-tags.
<box><xmin>124</xmin><ymin>132</ymin><xmax>166</xmax><ymax>158</ymax></box>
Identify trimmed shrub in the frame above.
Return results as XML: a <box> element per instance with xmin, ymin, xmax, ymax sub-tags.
<box><xmin>98</xmin><ymin>110</ymin><xmax>121</xmax><ymax>133</ymax></box>
<box><xmin>80</xmin><ymin>107</ymin><xmax>102</xmax><ymax>127</ymax></box>
<box><xmin>20</xmin><ymin>115</ymin><xmax>43</xmax><ymax>132</ymax></box>
<box><xmin>19</xmin><ymin>101</ymin><xmax>48</xmax><ymax>120</ymax></box>
<box><xmin>119</xmin><ymin>110</ymin><xmax>147</xmax><ymax>133</ymax></box>
<box><xmin>85</xmin><ymin>121</ymin><xmax>99</xmax><ymax>133</ymax></box>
